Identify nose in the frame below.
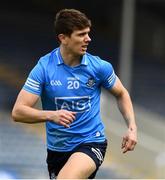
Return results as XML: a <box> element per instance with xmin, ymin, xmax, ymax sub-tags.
<box><xmin>85</xmin><ymin>34</ymin><xmax>91</xmax><ymax>42</ymax></box>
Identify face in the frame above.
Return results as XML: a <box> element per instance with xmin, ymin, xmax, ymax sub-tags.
<box><xmin>59</xmin><ymin>27</ymin><xmax>91</xmax><ymax>56</ymax></box>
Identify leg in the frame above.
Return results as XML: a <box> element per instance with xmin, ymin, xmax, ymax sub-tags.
<box><xmin>57</xmin><ymin>152</ymin><xmax>96</xmax><ymax>179</ymax></box>
<box><xmin>47</xmin><ymin>149</ymin><xmax>72</xmax><ymax>179</ymax></box>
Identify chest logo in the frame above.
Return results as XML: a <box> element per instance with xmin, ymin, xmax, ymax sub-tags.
<box><xmin>86</xmin><ymin>78</ymin><xmax>96</xmax><ymax>88</ymax></box>
<box><xmin>55</xmin><ymin>96</ymin><xmax>91</xmax><ymax>113</ymax></box>
<box><xmin>50</xmin><ymin>80</ymin><xmax>62</xmax><ymax>86</ymax></box>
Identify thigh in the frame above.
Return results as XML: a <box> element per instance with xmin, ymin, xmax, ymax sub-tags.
<box><xmin>76</xmin><ymin>140</ymin><xmax>108</xmax><ymax>168</ymax></box>
<box><xmin>57</xmin><ymin>152</ymin><xmax>96</xmax><ymax>179</ymax></box>
<box><xmin>57</xmin><ymin>140</ymin><xmax>107</xmax><ymax>179</ymax></box>
<box><xmin>76</xmin><ymin>140</ymin><xmax>108</xmax><ymax>179</ymax></box>
<box><xmin>46</xmin><ymin>149</ymin><xmax>71</xmax><ymax>179</ymax></box>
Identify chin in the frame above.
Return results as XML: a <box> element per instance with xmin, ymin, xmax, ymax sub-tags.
<box><xmin>80</xmin><ymin>51</ymin><xmax>86</xmax><ymax>56</ymax></box>
<box><xmin>75</xmin><ymin>49</ymin><xmax>86</xmax><ymax>56</ymax></box>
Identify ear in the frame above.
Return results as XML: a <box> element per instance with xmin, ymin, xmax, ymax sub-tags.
<box><xmin>58</xmin><ymin>34</ymin><xmax>68</xmax><ymax>45</ymax></box>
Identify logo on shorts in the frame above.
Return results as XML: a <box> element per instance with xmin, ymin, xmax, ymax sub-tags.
<box><xmin>91</xmin><ymin>147</ymin><xmax>103</xmax><ymax>165</ymax></box>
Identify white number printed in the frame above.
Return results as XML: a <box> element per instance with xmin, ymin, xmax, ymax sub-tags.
<box><xmin>67</xmin><ymin>80</ymin><xmax>79</xmax><ymax>89</ymax></box>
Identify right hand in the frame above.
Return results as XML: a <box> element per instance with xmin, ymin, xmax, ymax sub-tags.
<box><xmin>49</xmin><ymin>110</ymin><xmax>76</xmax><ymax>128</ymax></box>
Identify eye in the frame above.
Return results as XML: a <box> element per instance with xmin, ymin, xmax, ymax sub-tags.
<box><xmin>79</xmin><ymin>33</ymin><xmax>86</xmax><ymax>37</ymax></box>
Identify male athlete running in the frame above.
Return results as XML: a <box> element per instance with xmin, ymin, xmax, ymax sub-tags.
<box><xmin>12</xmin><ymin>9</ymin><xmax>137</xmax><ymax>179</ymax></box>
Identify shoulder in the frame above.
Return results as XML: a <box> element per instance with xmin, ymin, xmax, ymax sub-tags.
<box><xmin>37</xmin><ymin>48</ymin><xmax>58</xmax><ymax>67</ymax></box>
<box><xmin>85</xmin><ymin>52</ymin><xmax>100</xmax><ymax>63</ymax></box>
<box><xmin>85</xmin><ymin>52</ymin><xmax>113</xmax><ymax>70</ymax></box>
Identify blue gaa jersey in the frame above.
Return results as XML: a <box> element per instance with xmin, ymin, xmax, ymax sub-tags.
<box><xmin>23</xmin><ymin>47</ymin><xmax>117</xmax><ymax>151</ymax></box>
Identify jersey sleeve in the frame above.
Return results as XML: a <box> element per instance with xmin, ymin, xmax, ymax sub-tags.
<box><xmin>99</xmin><ymin>59</ymin><xmax>117</xmax><ymax>89</ymax></box>
<box><xmin>23</xmin><ymin>59</ymin><xmax>45</xmax><ymax>96</ymax></box>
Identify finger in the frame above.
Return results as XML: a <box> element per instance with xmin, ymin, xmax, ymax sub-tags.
<box><xmin>122</xmin><ymin>148</ymin><xmax>127</xmax><ymax>153</ymax></box>
<box><xmin>63</xmin><ymin>114</ymin><xmax>74</xmax><ymax>123</ymax></box>
<box><xmin>61</xmin><ymin>113</ymin><xmax>75</xmax><ymax>122</ymax></box>
<box><xmin>60</xmin><ymin>121</ymin><xmax>70</xmax><ymax>128</ymax></box>
<box><xmin>68</xmin><ymin>113</ymin><xmax>76</xmax><ymax>121</ymax></box>
<box><xmin>70</xmin><ymin>111</ymin><xmax>77</xmax><ymax>115</ymax></box>
<box><xmin>122</xmin><ymin>136</ymin><xmax>127</xmax><ymax>149</ymax></box>
<box><xmin>127</xmin><ymin>139</ymin><xmax>133</xmax><ymax>148</ymax></box>
<box><xmin>68</xmin><ymin>111</ymin><xmax>76</xmax><ymax>120</ymax></box>
<box><xmin>123</xmin><ymin>147</ymin><xmax>130</xmax><ymax>153</ymax></box>
<box><xmin>122</xmin><ymin>139</ymin><xmax>130</xmax><ymax>153</ymax></box>
<box><xmin>130</xmin><ymin>141</ymin><xmax>137</xmax><ymax>150</ymax></box>
<box><xmin>122</xmin><ymin>144</ymin><xmax>130</xmax><ymax>153</ymax></box>
<box><xmin>123</xmin><ymin>140</ymin><xmax>136</xmax><ymax>153</ymax></box>
<box><xmin>60</xmin><ymin>117</ymin><xmax>71</xmax><ymax>124</ymax></box>
<box><xmin>62</xmin><ymin>110</ymin><xmax>76</xmax><ymax>116</ymax></box>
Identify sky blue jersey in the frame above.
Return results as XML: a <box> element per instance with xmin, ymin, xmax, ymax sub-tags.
<box><xmin>23</xmin><ymin>48</ymin><xmax>117</xmax><ymax>151</ymax></box>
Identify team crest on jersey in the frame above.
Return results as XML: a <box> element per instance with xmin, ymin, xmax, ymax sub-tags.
<box><xmin>86</xmin><ymin>77</ymin><xmax>96</xmax><ymax>88</ymax></box>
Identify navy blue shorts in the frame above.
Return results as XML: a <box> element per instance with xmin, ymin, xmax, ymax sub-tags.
<box><xmin>47</xmin><ymin>140</ymin><xmax>107</xmax><ymax>179</ymax></box>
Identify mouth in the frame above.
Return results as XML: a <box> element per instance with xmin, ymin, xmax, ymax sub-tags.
<box><xmin>81</xmin><ymin>45</ymin><xmax>88</xmax><ymax>51</ymax></box>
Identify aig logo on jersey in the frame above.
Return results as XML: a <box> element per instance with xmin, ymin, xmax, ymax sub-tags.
<box><xmin>50</xmin><ymin>80</ymin><xmax>62</xmax><ymax>86</ymax></box>
<box><xmin>55</xmin><ymin>96</ymin><xmax>91</xmax><ymax>113</ymax></box>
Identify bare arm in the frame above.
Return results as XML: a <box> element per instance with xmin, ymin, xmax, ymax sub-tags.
<box><xmin>109</xmin><ymin>77</ymin><xmax>137</xmax><ymax>153</ymax></box>
<box><xmin>12</xmin><ymin>89</ymin><xmax>76</xmax><ymax>127</ymax></box>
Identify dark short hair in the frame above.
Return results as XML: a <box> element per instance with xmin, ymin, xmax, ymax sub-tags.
<box><xmin>54</xmin><ymin>9</ymin><xmax>91</xmax><ymax>37</ymax></box>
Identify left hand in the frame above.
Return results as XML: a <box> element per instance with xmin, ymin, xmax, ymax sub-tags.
<box><xmin>121</xmin><ymin>127</ymin><xmax>137</xmax><ymax>153</ymax></box>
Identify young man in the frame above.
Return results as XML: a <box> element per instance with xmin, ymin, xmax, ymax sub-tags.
<box><xmin>12</xmin><ymin>9</ymin><xmax>137</xmax><ymax>179</ymax></box>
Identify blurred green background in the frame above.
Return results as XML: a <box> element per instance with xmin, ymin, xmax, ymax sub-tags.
<box><xmin>0</xmin><ymin>0</ymin><xmax>165</xmax><ymax>179</ymax></box>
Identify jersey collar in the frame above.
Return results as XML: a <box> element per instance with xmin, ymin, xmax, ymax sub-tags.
<box><xmin>56</xmin><ymin>47</ymin><xmax>88</xmax><ymax>66</ymax></box>
<box><xmin>81</xmin><ymin>54</ymin><xmax>88</xmax><ymax>66</ymax></box>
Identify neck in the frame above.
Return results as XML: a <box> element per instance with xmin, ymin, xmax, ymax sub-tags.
<box><xmin>60</xmin><ymin>46</ymin><xmax>81</xmax><ymax>67</ymax></box>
